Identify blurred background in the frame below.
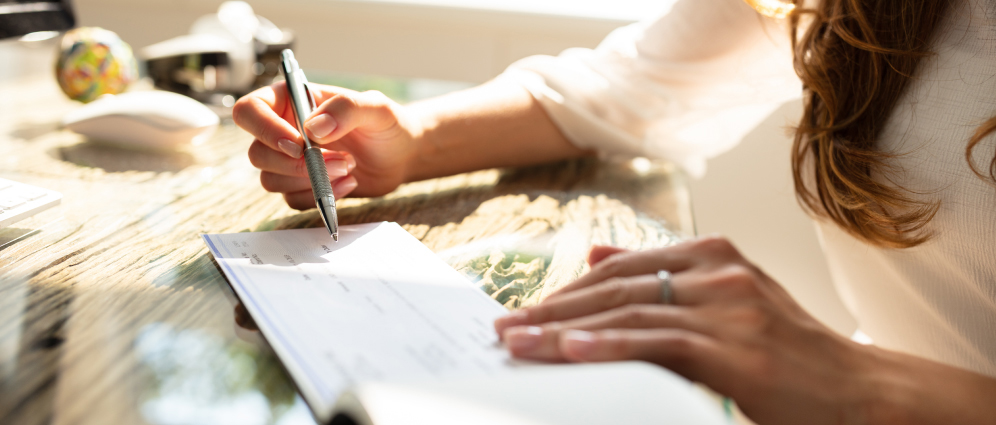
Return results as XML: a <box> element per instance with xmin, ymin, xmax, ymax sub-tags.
<box><xmin>71</xmin><ymin>0</ymin><xmax>668</xmax><ymax>88</ymax></box>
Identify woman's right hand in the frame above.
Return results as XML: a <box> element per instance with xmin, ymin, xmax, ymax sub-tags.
<box><xmin>233</xmin><ymin>82</ymin><xmax>423</xmax><ymax>209</ymax></box>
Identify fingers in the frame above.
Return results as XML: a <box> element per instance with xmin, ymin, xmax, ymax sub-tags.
<box><xmin>282</xmin><ymin>176</ymin><xmax>359</xmax><ymax>210</ymax></box>
<box><xmin>234</xmin><ymin>82</ymin><xmax>360</xmax><ymax>156</ymax></box>
<box><xmin>261</xmin><ymin>170</ymin><xmax>345</xmax><ymax>193</ymax></box>
<box><xmin>548</xmin><ymin>245</ymin><xmax>696</xmax><ymax>298</ymax></box>
<box><xmin>560</xmin><ymin>329</ymin><xmax>720</xmax><ymax>380</ymax></box>
<box><xmin>502</xmin><ymin>304</ymin><xmax>713</xmax><ymax>361</ymax></box>
<box><xmin>233</xmin><ymin>83</ymin><xmax>303</xmax><ymax>155</ymax></box>
<box><xmin>249</xmin><ymin>140</ymin><xmax>356</xmax><ymax>178</ymax></box>
<box><xmin>303</xmin><ymin>90</ymin><xmax>400</xmax><ymax>145</ymax></box>
<box><xmin>233</xmin><ymin>304</ymin><xmax>259</xmax><ymax>331</ymax></box>
<box><xmin>550</xmin><ymin>236</ymin><xmax>749</xmax><ymax>299</ymax></box>
<box><xmin>505</xmin><ymin>324</ymin><xmax>723</xmax><ymax>385</ymax></box>
<box><xmin>587</xmin><ymin>245</ymin><xmax>629</xmax><ymax>266</ymax></box>
<box><xmin>494</xmin><ymin>251</ymin><xmax>768</xmax><ymax>335</ymax></box>
<box><xmin>494</xmin><ymin>274</ymin><xmax>664</xmax><ymax>334</ymax></box>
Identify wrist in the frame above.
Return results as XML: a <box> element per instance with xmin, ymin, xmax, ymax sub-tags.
<box><xmin>857</xmin><ymin>346</ymin><xmax>996</xmax><ymax>425</ymax></box>
<box><xmin>400</xmin><ymin>100</ymin><xmax>441</xmax><ymax>183</ymax></box>
<box><xmin>845</xmin><ymin>345</ymin><xmax>907</xmax><ymax>425</ymax></box>
<box><xmin>809</xmin><ymin>337</ymin><xmax>913</xmax><ymax>425</ymax></box>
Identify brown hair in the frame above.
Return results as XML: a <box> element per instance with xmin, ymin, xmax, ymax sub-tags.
<box><xmin>788</xmin><ymin>0</ymin><xmax>996</xmax><ymax>248</ymax></box>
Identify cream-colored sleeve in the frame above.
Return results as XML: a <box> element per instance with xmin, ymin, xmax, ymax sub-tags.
<box><xmin>500</xmin><ymin>0</ymin><xmax>801</xmax><ymax>177</ymax></box>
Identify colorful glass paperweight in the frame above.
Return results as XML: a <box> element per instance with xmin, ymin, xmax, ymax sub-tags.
<box><xmin>55</xmin><ymin>27</ymin><xmax>138</xmax><ymax>103</ymax></box>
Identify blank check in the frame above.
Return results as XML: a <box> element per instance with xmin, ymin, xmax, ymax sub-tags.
<box><xmin>202</xmin><ymin>222</ymin><xmax>514</xmax><ymax>421</ymax></box>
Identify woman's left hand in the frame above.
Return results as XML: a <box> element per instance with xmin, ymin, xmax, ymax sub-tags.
<box><xmin>493</xmin><ymin>237</ymin><xmax>879</xmax><ymax>425</ymax></box>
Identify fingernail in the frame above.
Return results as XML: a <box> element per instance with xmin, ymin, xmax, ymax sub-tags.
<box><xmin>563</xmin><ymin>330</ymin><xmax>597</xmax><ymax>358</ymax></box>
<box><xmin>277</xmin><ymin>138</ymin><xmax>303</xmax><ymax>158</ymax></box>
<box><xmin>346</xmin><ymin>155</ymin><xmax>357</xmax><ymax>172</ymax></box>
<box><xmin>335</xmin><ymin>176</ymin><xmax>358</xmax><ymax>195</ymax></box>
<box><xmin>325</xmin><ymin>159</ymin><xmax>348</xmax><ymax>177</ymax></box>
<box><xmin>494</xmin><ymin>311</ymin><xmax>529</xmax><ymax>333</ymax></box>
<box><xmin>305</xmin><ymin>114</ymin><xmax>337</xmax><ymax>138</ymax></box>
<box><xmin>506</xmin><ymin>326</ymin><xmax>543</xmax><ymax>353</ymax></box>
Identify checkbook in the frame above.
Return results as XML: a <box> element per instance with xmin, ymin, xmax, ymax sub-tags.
<box><xmin>202</xmin><ymin>222</ymin><xmax>726</xmax><ymax>425</ymax></box>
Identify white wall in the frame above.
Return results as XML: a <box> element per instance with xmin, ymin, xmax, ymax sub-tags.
<box><xmin>73</xmin><ymin>0</ymin><xmax>625</xmax><ymax>83</ymax></box>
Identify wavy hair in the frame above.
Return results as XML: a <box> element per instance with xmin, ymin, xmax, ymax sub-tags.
<box><xmin>785</xmin><ymin>0</ymin><xmax>996</xmax><ymax>248</ymax></box>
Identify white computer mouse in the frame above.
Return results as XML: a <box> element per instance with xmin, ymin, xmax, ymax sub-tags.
<box><xmin>62</xmin><ymin>91</ymin><xmax>220</xmax><ymax>151</ymax></box>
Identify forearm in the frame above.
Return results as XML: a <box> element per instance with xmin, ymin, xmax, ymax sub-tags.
<box><xmin>403</xmin><ymin>78</ymin><xmax>589</xmax><ymax>182</ymax></box>
<box><xmin>864</xmin><ymin>346</ymin><xmax>996</xmax><ymax>424</ymax></box>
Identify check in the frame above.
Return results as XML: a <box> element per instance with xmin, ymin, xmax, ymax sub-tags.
<box><xmin>202</xmin><ymin>222</ymin><xmax>514</xmax><ymax>422</ymax></box>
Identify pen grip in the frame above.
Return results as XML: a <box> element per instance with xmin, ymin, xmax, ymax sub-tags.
<box><xmin>304</xmin><ymin>147</ymin><xmax>335</xmax><ymax>201</ymax></box>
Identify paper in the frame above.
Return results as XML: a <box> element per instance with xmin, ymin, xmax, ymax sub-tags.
<box><xmin>202</xmin><ymin>222</ymin><xmax>514</xmax><ymax>422</ymax></box>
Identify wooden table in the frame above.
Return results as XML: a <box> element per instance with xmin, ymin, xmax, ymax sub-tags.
<box><xmin>0</xmin><ymin>65</ymin><xmax>693</xmax><ymax>424</ymax></box>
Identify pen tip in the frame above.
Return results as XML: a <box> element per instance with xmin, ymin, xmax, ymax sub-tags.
<box><xmin>333</xmin><ymin>233</ymin><xmax>339</xmax><ymax>242</ymax></box>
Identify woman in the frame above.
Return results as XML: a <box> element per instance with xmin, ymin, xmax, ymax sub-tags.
<box><xmin>233</xmin><ymin>0</ymin><xmax>996</xmax><ymax>423</ymax></box>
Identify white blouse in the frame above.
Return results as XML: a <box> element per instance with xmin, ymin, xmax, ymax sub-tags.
<box><xmin>502</xmin><ymin>0</ymin><xmax>996</xmax><ymax>377</ymax></box>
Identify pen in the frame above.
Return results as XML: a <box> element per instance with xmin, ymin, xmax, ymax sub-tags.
<box><xmin>280</xmin><ymin>49</ymin><xmax>339</xmax><ymax>241</ymax></box>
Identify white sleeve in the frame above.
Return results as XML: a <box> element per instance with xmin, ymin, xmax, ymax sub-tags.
<box><xmin>500</xmin><ymin>0</ymin><xmax>801</xmax><ymax>178</ymax></box>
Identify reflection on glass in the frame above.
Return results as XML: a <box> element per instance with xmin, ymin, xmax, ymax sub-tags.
<box><xmin>436</xmin><ymin>195</ymin><xmax>679</xmax><ymax>310</ymax></box>
<box><xmin>440</xmin><ymin>232</ymin><xmax>555</xmax><ymax>310</ymax></box>
<box><xmin>135</xmin><ymin>323</ymin><xmax>316</xmax><ymax>425</ymax></box>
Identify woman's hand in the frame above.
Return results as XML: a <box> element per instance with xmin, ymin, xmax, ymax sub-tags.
<box><xmin>493</xmin><ymin>237</ymin><xmax>884</xmax><ymax>425</ymax></box>
<box><xmin>233</xmin><ymin>82</ymin><xmax>422</xmax><ymax>209</ymax></box>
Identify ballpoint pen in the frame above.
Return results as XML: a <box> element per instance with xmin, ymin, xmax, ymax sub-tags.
<box><xmin>280</xmin><ymin>49</ymin><xmax>339</xmax><ymax>241</ymax></box>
